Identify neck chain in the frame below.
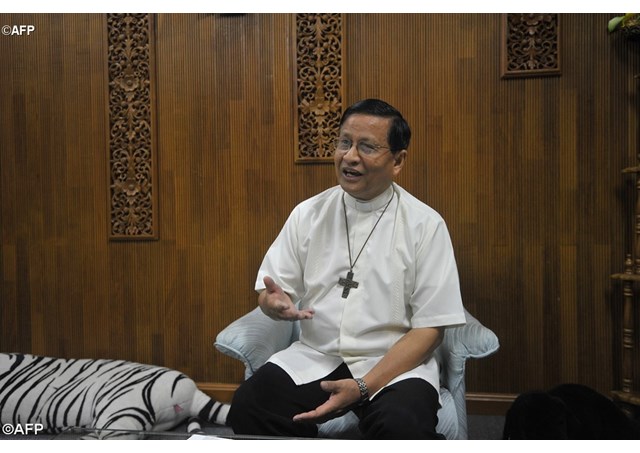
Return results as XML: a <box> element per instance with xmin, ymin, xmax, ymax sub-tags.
<box><xmin>338</xmin><ymin>190</ymin><xmax>395</xmax><ymax>298</ymax></box>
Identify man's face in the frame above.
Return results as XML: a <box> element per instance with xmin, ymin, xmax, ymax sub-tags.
<box><xmin>334</xmin><ymin>113</ymin><xmax>406</xmax><ymax>201</ymax></box>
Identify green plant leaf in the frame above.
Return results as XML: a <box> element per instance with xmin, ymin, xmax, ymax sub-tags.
<box><xmin>608</xmin><ymin>16</ymin><xmax>624</xmax><ymax>33</ymax></box>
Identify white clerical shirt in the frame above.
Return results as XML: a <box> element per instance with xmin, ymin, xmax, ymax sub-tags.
<box><xmin>255</xmin><ymin>183</ymin><xmax>466</xmax><ymax>396</ymax></box>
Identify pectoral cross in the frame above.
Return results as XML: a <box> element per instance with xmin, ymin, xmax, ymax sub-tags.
<box><xmin>338</xmin><ymin>270</ymin><xmax>359</xmax><ymax>298</ymax></box>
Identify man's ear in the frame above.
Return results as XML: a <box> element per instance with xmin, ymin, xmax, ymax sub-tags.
<box><xmin>392</xmin><ymin>150</ymin><xmax>407</xmax><ymax>176</ymax></box>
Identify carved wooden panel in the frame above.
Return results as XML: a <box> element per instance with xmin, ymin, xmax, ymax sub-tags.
<box><xmin>294</xmin><ymin>13</ymin><xmax>345</xmax><ymax>163</ymax></box>
<box><xmin>107</xmin><ymin>13</ymin><xmax>158</xmax><ymax>239</ymax></box>
<box><xmin>501</xmin><ymin>13</ymin><xmax>560</xmax><ymax>78</ymax></box>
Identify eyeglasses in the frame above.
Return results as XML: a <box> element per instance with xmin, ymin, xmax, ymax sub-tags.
<box><xmin>333</xmin><ymin>138</ymin><xmax>390</xmax><ymax>157</ymax></box>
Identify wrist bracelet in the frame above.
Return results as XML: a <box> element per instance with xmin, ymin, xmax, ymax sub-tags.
<box><xmin>354</xmin><ymin>377</ymin><xmax>369</xmax><ymax>404</ymax></box>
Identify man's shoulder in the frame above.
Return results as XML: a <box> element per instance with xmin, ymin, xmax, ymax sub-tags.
<box><xmin>295</xmin><ymin>185</ymin><xmax>342</xmax><ymax>211</ymax></box>
<box><xmin>395</xmin><ymin>184</ymin><xmax>444</xmax><ymax>223</ymax></box>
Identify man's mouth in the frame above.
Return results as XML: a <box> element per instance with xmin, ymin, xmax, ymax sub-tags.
<box><xmin>342</xmin><ymin>168</ymin><xmax>362</xmax><ymax>178</ymax></box>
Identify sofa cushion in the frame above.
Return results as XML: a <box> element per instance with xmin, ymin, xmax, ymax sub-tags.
<box><xmin>214</xmin><ymin>308</ymin><xmax>295</xmax><ymax>379</ymax></box>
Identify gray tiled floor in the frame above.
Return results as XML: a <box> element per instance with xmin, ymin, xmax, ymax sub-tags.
<box><xmin>467</xmin><ymin>414</ymin><xmax>505</xmax><ymax>439</ymax></box>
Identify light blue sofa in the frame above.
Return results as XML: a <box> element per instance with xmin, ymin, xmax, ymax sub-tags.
<box><xmin>215</xmin><ymin>307</ymin><xmax>499</xmax><ymax>439</ymax></box>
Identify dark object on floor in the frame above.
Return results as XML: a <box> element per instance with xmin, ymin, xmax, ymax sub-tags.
<box><xmin>503</xmin><ymin>383</ymin><xmax>640</xmax><ymax>440</ymax></box>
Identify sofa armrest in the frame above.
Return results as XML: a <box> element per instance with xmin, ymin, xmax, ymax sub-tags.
<box><xmin>214</xmin><ymin>307</ymin><xmax>296</xmax><ymax>379</ymax></box>
<box><xmin>434</xmin><ymin>309</ymin><xmax>500</xmax><ymax>439</ymax></box>
<box><xmin>436</xmin><ymin>309</ymin><xmax>500</xmax><ymax>394</ymax></box>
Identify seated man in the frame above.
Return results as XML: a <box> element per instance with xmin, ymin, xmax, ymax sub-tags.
<box><xmin>228</xmin><ymin>98</ymin><xmax>466</xmax><ymax>439</ymax></box>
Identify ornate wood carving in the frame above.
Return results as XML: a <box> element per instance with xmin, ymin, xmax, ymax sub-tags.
<box><xmin>294</xmin><ymin>13</ymin><xmax>345</xmax><ymax>163</ymax></box>
<box><xmin>501</xmin><ymin>13</ymin><xmax>561</xmax><ymax>79</ymax></box>
<box><xmin>611</xmin><ymin>163</ymin><xmax>640</xmax><ymax>414</ymax></box>
<box><xmin>107</xmin><ymin>13</ymin><xmax>158</xmax><ymax>239</ymax></box>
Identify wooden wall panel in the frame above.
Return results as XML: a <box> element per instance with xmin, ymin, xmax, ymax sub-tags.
<box><xmin>1</xmin><ymin>13</ymin><xmax>639</xmax><ymax>404</ymax></box>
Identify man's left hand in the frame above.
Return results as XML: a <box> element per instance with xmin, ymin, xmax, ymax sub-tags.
<box><xmin>292</xmin><ymin>379</ymin><xmax>362</xmax><ymax>424</ymax></box>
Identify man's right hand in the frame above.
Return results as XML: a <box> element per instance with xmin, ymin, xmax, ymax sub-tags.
<box><xmin>258</xmin><ymin>276</ymin><xmax>315</xmax><ymax>321</ymax></box>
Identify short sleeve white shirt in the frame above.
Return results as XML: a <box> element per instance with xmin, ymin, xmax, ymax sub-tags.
<box><xmin>255</xmin><ymin>183</ymin><xmax>466</xmax><ymax>395</ymax></box>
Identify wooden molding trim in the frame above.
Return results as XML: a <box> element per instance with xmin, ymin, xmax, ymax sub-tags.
<box><xmin>466</xmin><ymin>392</ymin><xmax>517</xmax><ymax>416</ymax></box>
<box><xmin>197</xmin><ymin>382</ymin><xmax>239</xmax><ymax>404</ymax></box>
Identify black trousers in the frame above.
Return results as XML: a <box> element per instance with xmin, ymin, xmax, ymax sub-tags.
<box><xmin>228</xmin><ymin>362</ymin><xmax>443</xmax><ymax>439</ymax></box>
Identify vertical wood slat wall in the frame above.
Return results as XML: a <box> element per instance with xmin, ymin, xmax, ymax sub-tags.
<box><xmin>1</xmin><ymin>13</ymin><xmax>638</xmax><ymax>400</ymax></box>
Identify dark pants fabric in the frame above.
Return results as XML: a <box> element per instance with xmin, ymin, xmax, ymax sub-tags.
<box><xmin>228</xmin><ymin>362</ymin><xmax>443</xmax><ymax>440</ymax></box>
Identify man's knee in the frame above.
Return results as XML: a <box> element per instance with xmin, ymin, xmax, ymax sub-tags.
<box><xmin>228</xmin><ymin>363</ymin><xmax>284</xmax><ymax>418</ymax></box>
<box><xmin>227</xmin><ymin>380</ymin><xmax>254</xmax><ymax>430</ymax></box>
<box><xmin>227</xmin><ymin>363</ymin><xmax>320</xmax><ymax>437</ymax></box>
<box><xmin>359</xmin><ymin>404</ymin><xmax>441</xmax><ymax>439</ymax></box>
<box><xmin>358</xmin><ymin>379</ymin><xmax>442</xmax><ymax>440</ymax></box>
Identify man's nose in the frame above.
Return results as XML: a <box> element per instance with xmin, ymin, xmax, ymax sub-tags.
<box><xmin>343</xmin><ymin>143</ymin><xmax>360</xmax><ymax>160</ymax></box>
